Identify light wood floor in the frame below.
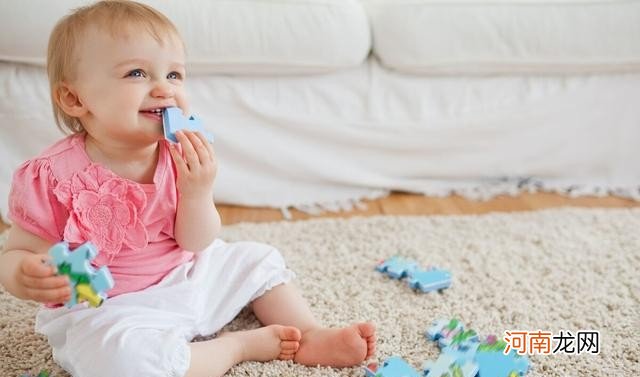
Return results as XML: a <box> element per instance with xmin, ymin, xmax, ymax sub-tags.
<box><xmin>216</xmin><ymin>192</ymin><xmax>639</xmax><ymax>225</ymax></box>
<box><xmin>1</xmin><ymin>193</ymin><xmax>637</xmax><ymax>232</ymax></box>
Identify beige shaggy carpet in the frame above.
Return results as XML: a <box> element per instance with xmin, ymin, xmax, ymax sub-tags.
<box><xmin>1</xmin><ymin>208</ymin><xmax>639</xmax><ymax>376</ymax></box>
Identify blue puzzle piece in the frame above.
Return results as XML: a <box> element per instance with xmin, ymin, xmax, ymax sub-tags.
<box><xmin>442</xmin><ymin>342</ymin><xmax>480</xmax><ymax>365</ymax></box>
<box><xmin>407</xmin><ymin>268</ymin><xmax>452</xmax><ymax>293</ymax></box>
<box><xmin>439</xmin><ymin>328</ymin><xmax>479</xmax><ymax>350</ymax></box>
<box><xmin>91</xmin><ymin>266</ymin><xmax>114</xmax><ymax>295</ymax></box>
<box><xmin>475</xmin><ymin>350</ymin><xmax>530</xmax><ymax>377</ymax></box>
<box><xmin>426</xmin><ymin>319</ymin><xmax>451</xmax><ymax>340</ymax></box>
<box><xmin>375</xmin><ymin>256</ymin><xmax>418</xmax><ymax>279</ymax></box>
<box><xmin>424</xmin><ymin>319</ymin><xmax>532</xmax><ymax>377</ymax></box>
<box><xmin>50</xmin><ymin>242</ymin><xmax>97</xmax><ymax>276</ymax></box>
<box><xmin>48</xmin><ymin>242</ymin><xmax>114</xmax><ymax>308</ymax></box>
<box><xmin>446</xmin><ymin>330</ymin><xmax>479</xmax><ymax>351</ymax></box>
<box><xmin>422</xmin><ymin>353</ymin><xmax>478</xmax><ymax>377</ymax></box>
<box><xmin>426</xmin><ymin>318</ymin><xmax>465</xmax><ymax>345</ymax></box>
<box><xmin>162</xmin><ymin>107</ymin><xmax>214</xmax><ymax>143</ymax></box>
<box><xmin>363</xmin><ymin>356</ymin><xmax>421</xmax><ymax>377</ymax></box>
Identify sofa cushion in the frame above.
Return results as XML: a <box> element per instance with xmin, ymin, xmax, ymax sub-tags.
<box><xmin>0</xmin><ymin>0</ymin><xmax>371</xmax><ymax>74</ymax></box>
<box><xmin>366</xmin><ymin>0</ymin><xmax>640</xmax><ymax>74</ymax></box>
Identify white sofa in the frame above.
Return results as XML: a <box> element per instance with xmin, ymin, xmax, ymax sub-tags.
<box><xmin>1</xmin><ymin>0</ymin><xmax>639</xmax><ymax>218</ymax></box>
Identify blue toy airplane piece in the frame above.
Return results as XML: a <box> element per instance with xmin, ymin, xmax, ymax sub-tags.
<box><xmin>162</xmin><ymin>107</ymin><xmax>214</xmax><ymax>143</ymax></box>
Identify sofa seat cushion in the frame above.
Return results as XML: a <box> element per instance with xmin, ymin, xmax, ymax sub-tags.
<box><xmin>366</xmin><ymin>0</ymin><xmax>640</xmax><ymax>74</ymax></box>
<box><xmin>0</xmin><ymin>0</ymin><xmax>371</xmax><ymax>74</ymax></box>
<box><xmin>2</xmin><ymin>60</ymin><xmax>640</xmax><ymax>217</ymax></box>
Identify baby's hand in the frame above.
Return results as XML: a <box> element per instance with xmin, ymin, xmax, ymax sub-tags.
<box><xmin>169</xmin><ymin>130</ymin><xmax>217</xmax><ymax>199</ymax></box>
<box><xmin>17</xmin><ymin>253</ymin><xmax>71</xmax><ymax>304</ymax></box>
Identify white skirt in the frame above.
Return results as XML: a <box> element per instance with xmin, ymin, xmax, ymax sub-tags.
<box><xmin>35</xmin><ymin>239</ymin><xmax>295</xmax><ymax>377</ymax></box>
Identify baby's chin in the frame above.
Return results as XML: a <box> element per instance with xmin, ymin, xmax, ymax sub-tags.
<box><xmin>135</xmin><ymin>129</ymin><xmax>166</xmax><ymax>144</ymax></box>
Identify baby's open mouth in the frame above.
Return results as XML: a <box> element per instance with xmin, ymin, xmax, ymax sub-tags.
<box><xmin>140</xmin><ymin>108</ymin><xmax>165</xmax><ymax>124</ymax></box>
<box><xmin>141</xmin><ymin>108</ymin><xmax>164</xmax><ymax>115</ymax></box>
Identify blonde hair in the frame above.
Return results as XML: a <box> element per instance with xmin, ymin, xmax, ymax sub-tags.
<box><xmin>47</xmin><ymin>0</ymin><xmax>182</xmax><ymax>134</ymax></box>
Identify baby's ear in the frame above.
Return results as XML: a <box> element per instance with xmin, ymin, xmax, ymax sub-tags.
<box><xmin>55</xmin><ymin>82</ymin><xmax>88</xmax><ymax>117</ymax></box>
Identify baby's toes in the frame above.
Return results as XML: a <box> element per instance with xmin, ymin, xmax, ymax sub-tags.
<box><xmin>279</xmin><ymin>340</ymin><xmax>299</xmax><ymax>360</ymax></box>
<box><xmin>280</xmin><ymin>326</ymin><xmax>302</xmax><ymax>342</ymax></box>
<box><xmin>357</xmin><ymin>322</ymin><xmax>376</xmax><ymax>338</ymax></box>
<box><xmin>281</xmin><ymin>340</ymin><xmax>300</xmax><ymax>352</ymax></box>
<box><xmin>365</xmin><ymin>332</ymin><xmax>377</xmax><ymax>358</ymax></box>
<box><xmin>366</xmin><ymin>342</ymin><xmax>376</xmax><ymax>359</ymax></box>
<box><xmin>279</xmin><ymin>351</ymin><xmax>296</xmax><ymax>360</ymax></box>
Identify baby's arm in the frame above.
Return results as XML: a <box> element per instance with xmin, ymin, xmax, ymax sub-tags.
<box><xmin>169</xmin><ymin>130</ymin><xmax>222</xmax><ymax>252</ymax></box>
<box><xmin>0</xmin><ymin>224</ymin><xmax>70</xmax><ymax>304</ymax></box>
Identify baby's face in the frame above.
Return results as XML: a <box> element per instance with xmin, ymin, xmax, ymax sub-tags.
<box><xmin>71</xmin><ymin>25</ymin><xmax>188</xmax><ymax>147</ymax></box>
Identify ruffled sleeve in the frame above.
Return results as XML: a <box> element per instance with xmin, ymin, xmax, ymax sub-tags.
<box><xmin>8</xmin><ymin>159</ymin><xmax>68</xmax><ymax>242</ymax></box>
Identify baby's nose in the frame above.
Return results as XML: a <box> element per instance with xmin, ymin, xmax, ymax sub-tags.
<box><xmin>151</xmin><ymin>81</ymin><xmax>174</xmax><ymax>98</ymax></box>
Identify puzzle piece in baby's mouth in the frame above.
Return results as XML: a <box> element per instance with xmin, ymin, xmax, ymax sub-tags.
<box><xmin>162</xmin><ymin>107</ymin><xmax>214</xmax><ymax>143</ymax></box>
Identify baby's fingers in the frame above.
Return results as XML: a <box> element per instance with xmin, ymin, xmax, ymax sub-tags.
<box><xmin>175</xmin><ymin>131</ymin><xmax>200</xmax><ymax>170</ymax></box>
<box><xmin>169</xmin><ymin>143</ymin><xmax>188</xmax><ymax>171</ymax></box>
<box><xmin>185</xmin><ymin>131</ymin><xmax>211</xmax><ymax>164</ymax></box>
<box><xmin>21</xmin><ymin>255</ymin><xmax>56</xmax><ymax>278</ymax></box>
<box><xmin>24</xmin><ymin>286</ymin><xmax>71</xmax><ymax>304</ymax></box>
<box><xmin>194</xmin><ymin>131</ymin><xmax>215</xmax><ymax>162</ymax></box>
<box><xmin>19</xmin><ymin>274</ymin><xmax>69</xmax><ymax>290</ymax></box>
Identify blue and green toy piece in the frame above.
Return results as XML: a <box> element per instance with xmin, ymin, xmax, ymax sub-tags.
<box><xmin>49</xmin><ymin>241</ymin><xmax>114</xmax><ymax>308</ymax></box>
<box><xmin>422</xmin><ymin>353</ymin><xmax>478</xmax><ymax>377</ymax></box>
<box><xmin>362</xmin><ymin>353</ymin><xmax>477</xmax><ymax>377</ymax></box>
<box><xmin>426</xmin><ymin>318</ymin><xmax>530</xmax><ymax>377</ymax></box>
<box><xmin>362</xmin><ymin>318</ymin><xmax>530</xmax><ymax>377</ymax></box>
<box><xmin>427</xmin><ymin>318</ymin><xmax>477</xmax><ymax>349</ymax></box>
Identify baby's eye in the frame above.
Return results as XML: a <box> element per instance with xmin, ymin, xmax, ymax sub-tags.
<box><xmin>167</xmin><ymin>71</ymin><xmax>183</xmax><ymax>80</ymax></box>
<box><xmin>126</xmin><ymin>69</ymin><xmax>146</xmax><ymax>78</ymax></box>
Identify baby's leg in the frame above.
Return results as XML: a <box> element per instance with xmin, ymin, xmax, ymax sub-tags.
<box><xmin>251</xmin><ymin>283</ymin><xmax>377</xmax><ymax>367</ymax></box>
<box><xmin>185</xmin><ymin>325</ymin><xmax>301</xmax><ymax>377</ymax></box>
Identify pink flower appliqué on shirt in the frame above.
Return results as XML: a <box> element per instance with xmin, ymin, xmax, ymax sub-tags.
<box><xmin>54</xmin><ymin>164</ymin><xmax>149</xmax><ymax>261</ymax></box>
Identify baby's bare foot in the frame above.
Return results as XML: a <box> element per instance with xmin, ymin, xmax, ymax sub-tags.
<box><xmin>294</xmin><ymin>322</ymin><xmax>376</xmax><ymax>367</ymax></box>
<box><xmin>220</xmin><ymin>325</ymin><xmax>301</xmax><ymax>362</ymax></box>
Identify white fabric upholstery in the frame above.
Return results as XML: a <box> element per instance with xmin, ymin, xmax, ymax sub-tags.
<box><xmin>366</xmin><ymin>0</ymin><xmax>640</xmax><ymax>74</ymax></box>
<box><xmin>1</xmin><ymin>60</ymin><xmax>639</xmax><ymax>218</ymax></box>
<box><xmin>0</xmin><ymin>1</ymin><xmax>639</xmax><ymax>219</ymax></box>
<box><xmin>3</xmin><ymin>0</ymin><xmax>640</xmax><ymax>74</ymax></box>
<box><xmin>0</xmin><ymin>0</ymin><xmax>371</xmax><ymax>74</ymax></box>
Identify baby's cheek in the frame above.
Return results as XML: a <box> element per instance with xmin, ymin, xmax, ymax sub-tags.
<box><xmin>176</xmin><ymin>93</ymin><xmax>190</xmax><ymax>114</ymax></box>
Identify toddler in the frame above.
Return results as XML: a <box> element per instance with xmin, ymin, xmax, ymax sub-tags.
<box><xmin>0</xmin><ymin>1</ymin><xmax>375</xmax><ymax>376</ymax></box>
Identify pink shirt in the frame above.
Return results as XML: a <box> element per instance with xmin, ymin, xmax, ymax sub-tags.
<box><xmin>8</xmin><ymin>134</ymin><xmax>194</xmax><ymax>297</ymax></box>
